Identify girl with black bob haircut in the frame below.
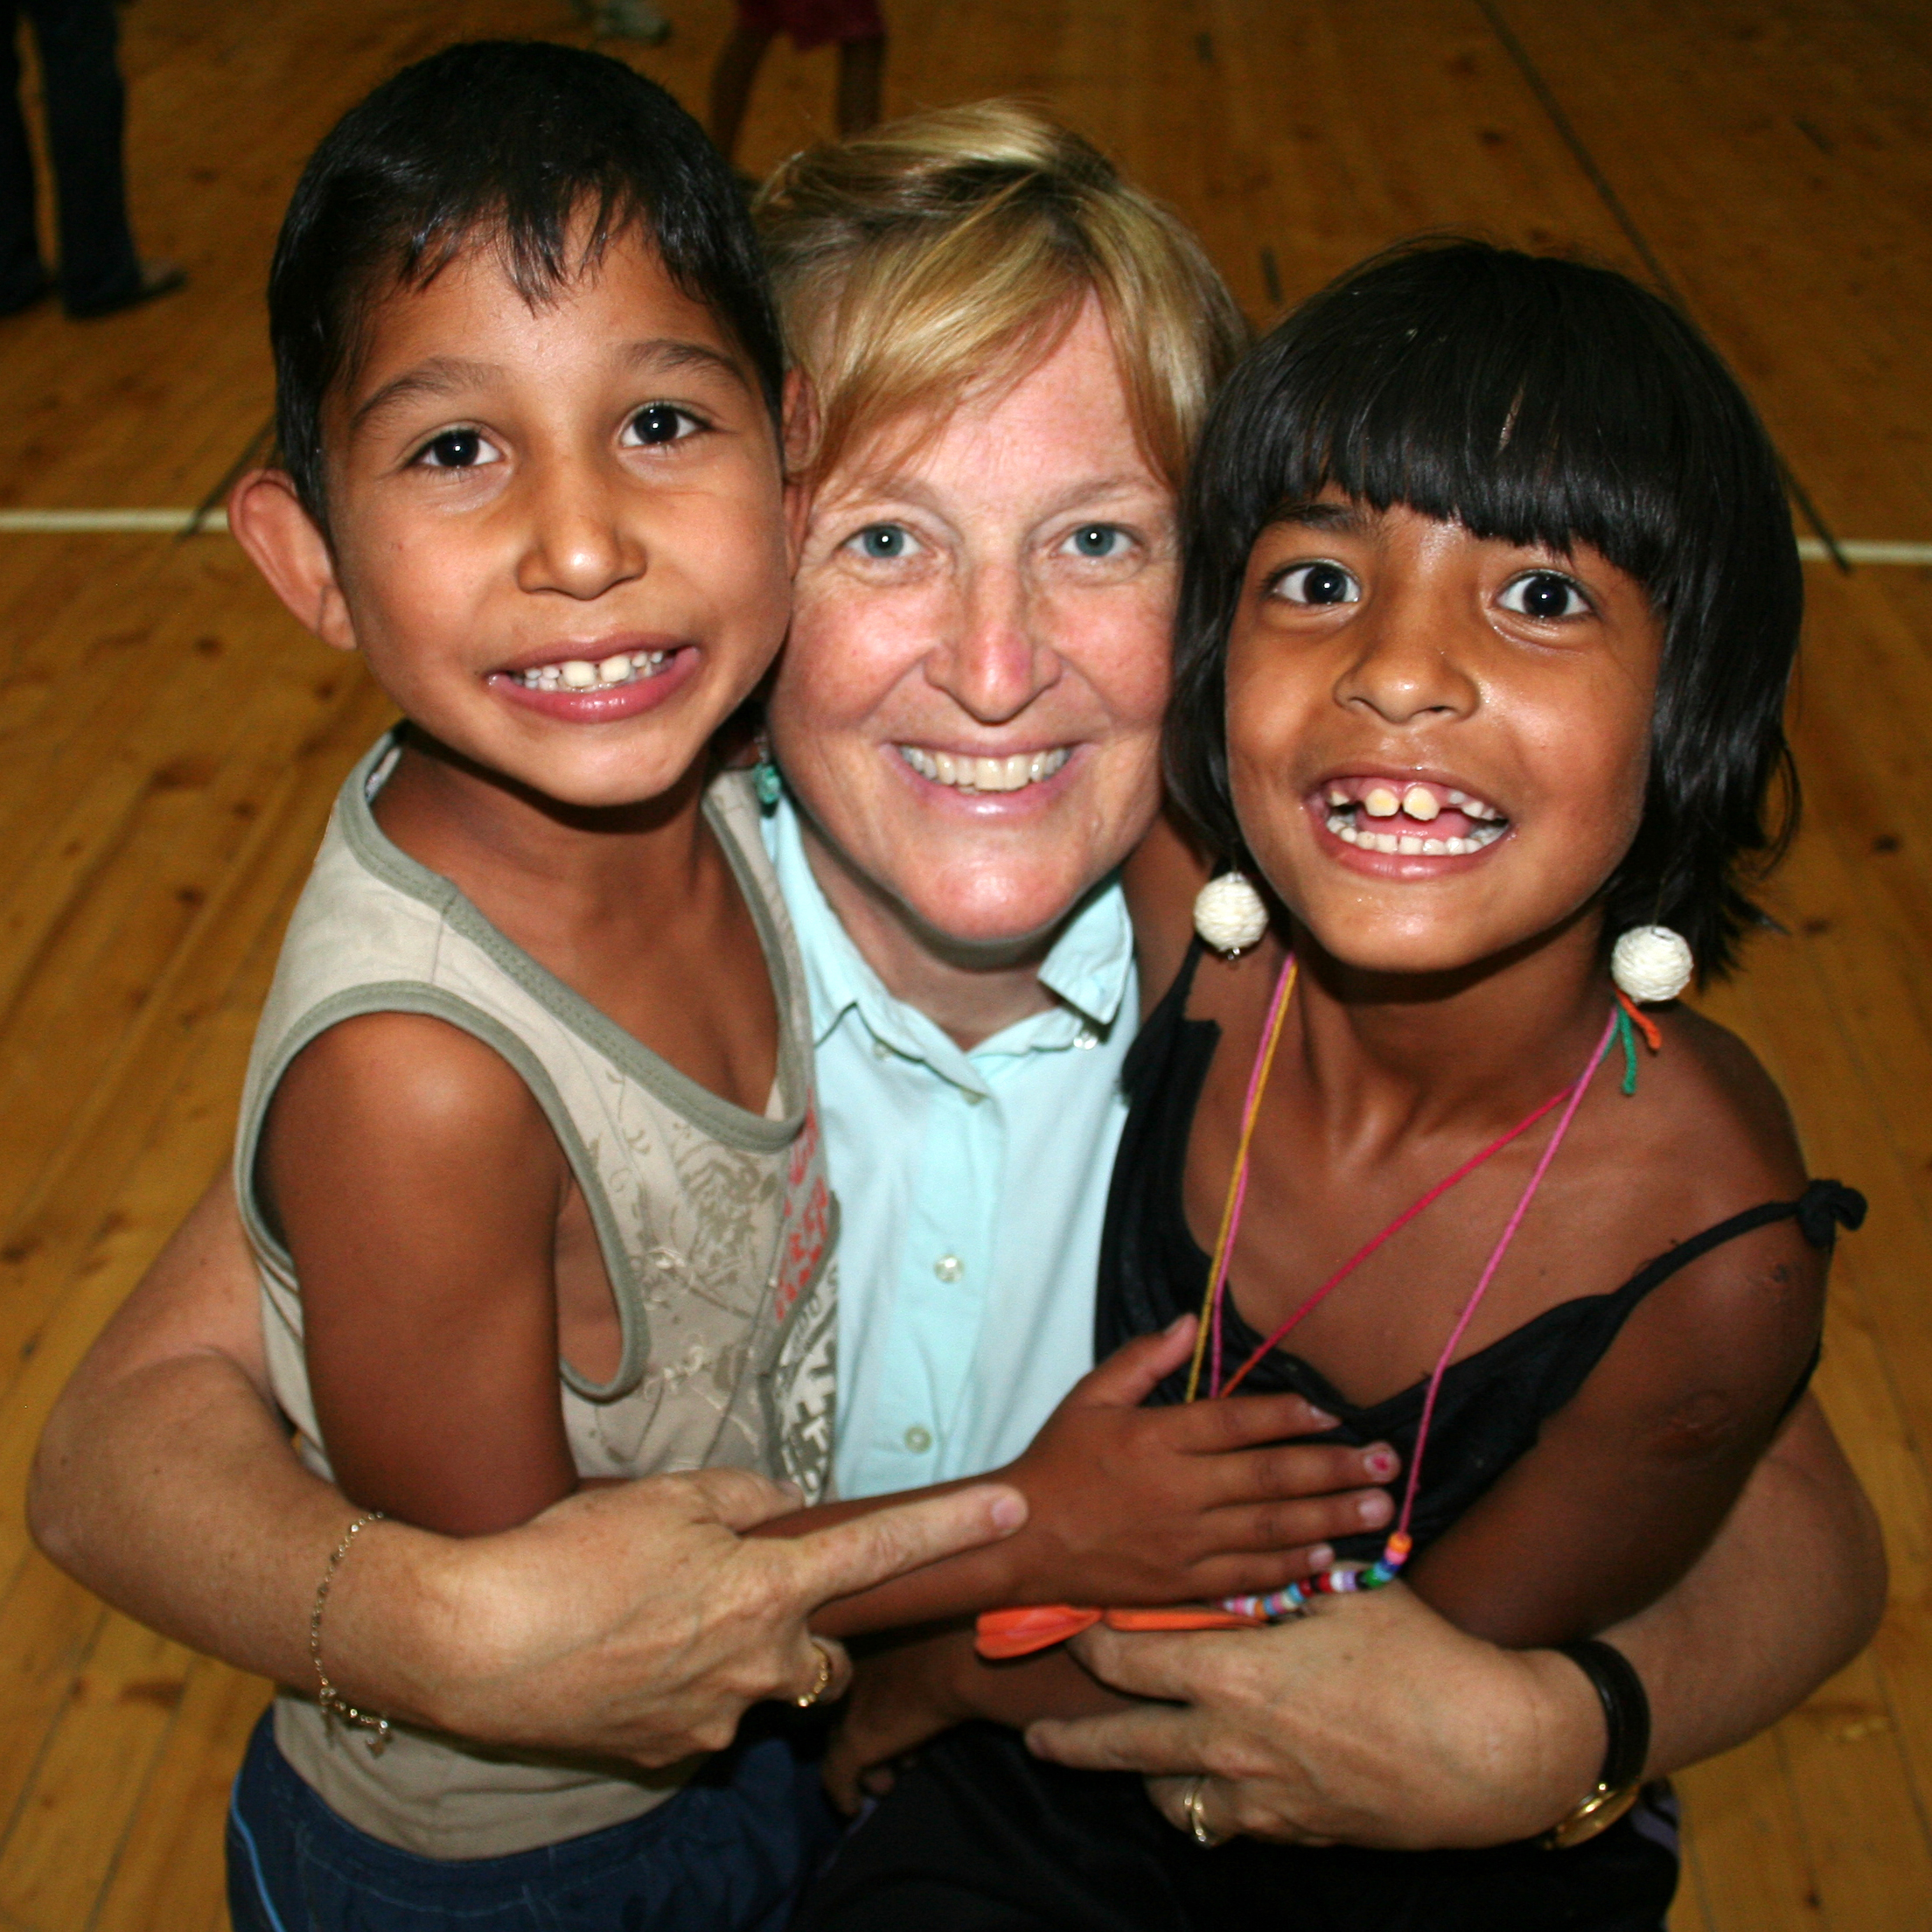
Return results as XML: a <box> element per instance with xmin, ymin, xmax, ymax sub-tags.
<box><xmin>798</xmin><ymin>242</ymin><xmax>1863</xmax><ymax>1931</ymax></box>
<box><xmin>1168</xmin><ymin>238</ymin><xmax>1801</xmax><ymax>978</ymax></box>
<box><xmin>267</xmin><ymin>38</ymin><xmax>785</xmax><ymax>527</ymax></box>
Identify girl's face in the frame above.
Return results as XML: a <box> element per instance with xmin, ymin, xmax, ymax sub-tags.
<box><xmin>1224</xmin><ymin>495</ymin><xmax>1664</xmax><ymax>978</ymax></box>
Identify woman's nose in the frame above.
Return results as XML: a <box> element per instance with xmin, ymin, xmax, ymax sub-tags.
<box><xmin>514</xmin><ymin>459</ymin><xmax>645</xmax><ymax>600</ymax></box>
<box><xmin>1335</xmin><ymin>587</ymin><xmax>1481</xmax><ymax>726</ymax></box>
<box><xmin>928</xmin><ymin>560</ymin><xmax>1062</xmax><ymax>723</ymax></box>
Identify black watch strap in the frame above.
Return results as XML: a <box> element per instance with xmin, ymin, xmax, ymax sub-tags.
<box><xmin>1555</xmin><ymin>1639</ymin><xmax>1650</xmax><ymax>1793</ymax></box>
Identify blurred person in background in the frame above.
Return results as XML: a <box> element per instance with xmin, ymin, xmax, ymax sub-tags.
<box><xmin>711</xmin><ymin>0</ymin><xmax>885</xmax><ymax>165</ymax></box>
<box><xmin>1</xmin><ymin>0</ymin><xmax>182</xmax><ymax>317</ymax></box>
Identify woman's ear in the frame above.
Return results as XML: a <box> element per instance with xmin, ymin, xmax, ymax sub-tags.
<box><xmin>781</xmin><ymin>368</ymin><xmax>819</xmax><ymax>573</ymax></box>
<box><xmin>227</xmin><ymin>470</ymin><xmax>359</xmax><ymax>653</ymax></box>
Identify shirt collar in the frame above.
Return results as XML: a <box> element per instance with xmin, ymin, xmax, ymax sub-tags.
<box><xmin>763</xmin><ymin>790</ymin><xmax>1135</xmax><ymax>1075</ymax></box>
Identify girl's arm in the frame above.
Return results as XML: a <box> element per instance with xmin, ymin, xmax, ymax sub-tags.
<box><xmin>754</xmin><ymin>1329</ymin><xmax>1400</xmax><ymax>1631</ymax></box>
<box><xmin>1406</xmin><ymin>1209</ymin><xmax>1828</xmax><ymax>1647</ymax></box>
<box><xmin>261</xmin><ymin>1011</ymin><xmax>581</xmax><ymax>1535</ymax></box>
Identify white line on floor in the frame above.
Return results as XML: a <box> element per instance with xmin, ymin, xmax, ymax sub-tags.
<box><xmin>0</xmin><ymin>507</ymin><xmax>228</xmax><ymax>533</ymax></box>
<box><xmin>0</xmin><ymin>513</ymin><xmax>1927</xmax><ymax>566</ymax></box>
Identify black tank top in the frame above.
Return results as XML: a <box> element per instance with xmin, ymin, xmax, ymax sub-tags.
<box><xmin>1097</xmin><ymin>944</ymin><xmax>1865</xmax><ymax>1562</ymax></box>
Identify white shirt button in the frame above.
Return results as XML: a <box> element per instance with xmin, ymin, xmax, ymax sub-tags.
<box><xmin>933</xmin><ymin>1253</ymin><xmax>964</xmax><ymax>1283</ymax></box>
<box><xmin>1075</xmin><ymin>1027</ymin><xmax>1099</xmax><ymax>1050</ymax></box>
<box><xmin>903</xmin><ymin>1425</ymin><xmax>933</xmax><ymax>1454</ymax></box>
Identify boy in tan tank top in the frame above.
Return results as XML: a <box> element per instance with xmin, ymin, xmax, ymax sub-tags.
<box><xmin>222</xmin><ymin>42</ymin><xmax>1378</xmax><ymax>1929</ymax></box>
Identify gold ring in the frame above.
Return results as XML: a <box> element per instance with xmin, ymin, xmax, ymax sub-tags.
<box><xmin>793</xmin><ymin>1640</ymin><xmax>833</xmax><ymax>1710</ymax></box>
<box><xmin>1183</xmin><ymin>1775</ymin><xmax>1225</xmax><ymax>1848</ymax></box>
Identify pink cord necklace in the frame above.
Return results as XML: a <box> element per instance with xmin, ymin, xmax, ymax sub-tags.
<box><xmin>1203</xmin><ymin>954</ymin><xmax>1621</xmax><ymax>1620</ymax></box>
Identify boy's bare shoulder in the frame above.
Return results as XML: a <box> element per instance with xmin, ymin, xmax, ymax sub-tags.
<box><xmin>277</xmin><ymin>1011</ymin><xmax>556</xmax><ymax>1158</ymax></box>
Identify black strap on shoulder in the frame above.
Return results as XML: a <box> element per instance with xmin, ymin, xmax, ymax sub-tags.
<box><xmin>1615</xmin><ymin>1178</ymin><xmax>1866</xmax><ymax>1308</ymax></box>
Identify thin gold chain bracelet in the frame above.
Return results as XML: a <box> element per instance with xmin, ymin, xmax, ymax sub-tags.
<box><xmin>310</xmin><ymin>1510</ymin><xmax>393</xmax><ymax>1755</ymax></box>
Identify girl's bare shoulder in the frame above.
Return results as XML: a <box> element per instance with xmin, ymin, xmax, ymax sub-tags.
<box><xmin>1642</xmin><ymin>1000</ymin><xmax>1810</xmax><ymax>1211</ymax></box>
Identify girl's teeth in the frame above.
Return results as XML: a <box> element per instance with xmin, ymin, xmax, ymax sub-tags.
<box><xmin>561</xmin><ymin>659</ymin><xmax>598</xmax><ymax>688</ymax></box>
<box><xmin>597</xmin><ymin>654</ymin><xmax>631</xmax><ymax>684</ymax></box>
<box><xmin>1402</xmin><ymin>785</ymin><xmax>1440</xmax><ymax>821</ymax></box>
<box><xmin>1364</xmin><ymin>785</ymin><xmax>1401</xmax><ymax>818</ymax></box>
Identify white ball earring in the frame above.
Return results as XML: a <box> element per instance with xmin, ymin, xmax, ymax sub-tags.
<box><xmin>1194</xmin><ymin>872</ymin><xmax>1269</xmax><ymax>956</ymax></box>
<box><xmin>1611</xmin><ymin>925</ymin><xmax>1693</xmax><ymax>1003</ymax></box>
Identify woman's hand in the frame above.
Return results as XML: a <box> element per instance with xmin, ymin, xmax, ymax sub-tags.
<box><xmin>1026</xmin><ymin>1583</ymin><xmax>1603</xmax><ymax>1850</ymax></box>
<box><xmin>822</xmin><ymin>1624</ymin><xmax>1128</xmax><ymax>1813</ymax></box>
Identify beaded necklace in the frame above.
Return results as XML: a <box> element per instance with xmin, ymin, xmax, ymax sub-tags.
<box><xmin>1205</xmin><ymin>953</ymin><xmax>1621</xmax><ymax>1621</ymax></box>
<box><xmin>973</xmin><ymin>955</ymin><xmax>1631</xmax><ymax>1662</ymax></box>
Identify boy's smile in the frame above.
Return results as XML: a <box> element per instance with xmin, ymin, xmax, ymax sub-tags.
<box><xmin>1224</xmin><ymin>496</ymin><xmax>1663</xmax><ymax>977</ymax></box>
<box><xmin>234</xmin><ymin>225</ymin><xmax>795</xmax><ymax>813</ymax></box>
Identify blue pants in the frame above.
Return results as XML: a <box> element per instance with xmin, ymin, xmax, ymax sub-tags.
<box><xmin>227</xmin><ymin>1708</ymin><xmax>840</xmax><ymax>1932</ymax></box>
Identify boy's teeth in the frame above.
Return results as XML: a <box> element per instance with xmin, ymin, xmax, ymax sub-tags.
<box><xmin>899</xmin><ymin>745</ymin><xmax>1071</xmax><ymax>793</ymax></box>
<box><xmin>517</xmin><ymin>650</ymin><xmax>671</xmax><ymax>692</ymax></box>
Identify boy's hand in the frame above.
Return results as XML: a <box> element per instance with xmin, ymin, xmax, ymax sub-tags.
<box><xmin>998</xmin><ymin>1317</ymin><xmax>1397</xmax><ymax>1606</ymax></box>
<box><xmin>823</xmin><ymin>1623</ymin><xmax>1131</xmax><ymax>1813</ymax></box>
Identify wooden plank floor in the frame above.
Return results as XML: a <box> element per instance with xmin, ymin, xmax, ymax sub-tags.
<box><xmin>0</xmin><ymin>1</ymin><xmax>1927</xmax><ymax>1922</ymax></box>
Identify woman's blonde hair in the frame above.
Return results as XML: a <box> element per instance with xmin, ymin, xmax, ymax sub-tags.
<box><xmin>754</xmin><ymin>101</ymin><xmax>1248</xmax><ymax>491</ymax></box>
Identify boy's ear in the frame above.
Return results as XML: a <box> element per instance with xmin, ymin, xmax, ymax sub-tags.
<box><xmin>780</xmin><ymin>368</ymin><xmax>817</xmax><ymax>573</ymax></box>
<box><xmin>227</xmin><ymin>470</ymin><xmax>359</xmax><ymax>653</ymax></box>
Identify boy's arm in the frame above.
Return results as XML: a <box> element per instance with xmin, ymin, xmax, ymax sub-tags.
<box><xmin>261</xmin><ymin>1011</ymin><xmax>580</xmax><ymax>1535</ymax></box>
<box><xmin>1405</xmin><ymin>1213</ymin><xmax>1826</xmax><ymax>1646</ymax></box>
<box><xmin>753</xmin><ymin>1322</ymin><xmax>1403</xmax><ymax>1632</ymax></box>
<box><xmin>28</xmin><ymin>1176</ymin><xmax>1031</xmax><ymax>1761</ymax></box>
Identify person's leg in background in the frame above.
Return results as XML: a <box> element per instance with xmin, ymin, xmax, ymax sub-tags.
<box><xmin>709</xmin><ymin>8</ymin><xmax>777</xmax><ymax>168</ymax></box>
<box><xmin>0</xmin><ymin>0</ymin><xmax>50</xmax><ymax>312</ymax></box>
<box><xmin>17</xmin><ymin>0</ymin><xmax>179</xmax><ymax>317</ymax></box>
<box><xmin>835</xmin><ymin>26</ymin><xmax>882</xmax><ymax>138</ymax></box>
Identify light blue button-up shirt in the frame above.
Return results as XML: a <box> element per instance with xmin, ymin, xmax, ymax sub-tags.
<box><xmin>764</xmin><ymin>794</ymin><xmax>1137</xmax><ymax>1499</ymax></box>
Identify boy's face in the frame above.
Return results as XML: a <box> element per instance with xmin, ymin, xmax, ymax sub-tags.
<box><xmin>236</xmin><ymin>229</ymin><xmax>795</xmax><ymax>811</ymax></box>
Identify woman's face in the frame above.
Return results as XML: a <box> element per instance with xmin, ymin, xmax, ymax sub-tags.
<box><xmin>768</xmin><ymin>299</ymin><xmax>1175</xmax><ymax>949</ymax></box>
<box><xmin>1224</xmin><ymin>495</ymin><xmax>1663</xmax><ymax>977</ymax></box>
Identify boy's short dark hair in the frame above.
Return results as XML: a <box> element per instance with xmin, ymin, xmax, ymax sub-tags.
<box><xmin>269</xmin><ymin>40</ymin><xmax>784</xmax><ymax>521</ymax></box>
<box><xmin>1167</xmin><ymin>239</ymin><xmax>1803</xmax><ymax>979</ymax></box>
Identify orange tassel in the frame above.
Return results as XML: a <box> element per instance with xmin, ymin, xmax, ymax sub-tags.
<box><xmin>1616</xmin><ymin>988</ymin><xmax>1663</xmax><ymax>1052</ymax></box>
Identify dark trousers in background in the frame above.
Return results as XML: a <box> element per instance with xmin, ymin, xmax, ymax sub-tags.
<box><xmin>1</xmin><ymin>0</ymin><xmax>141</xmax><ymax>313</ymax></box>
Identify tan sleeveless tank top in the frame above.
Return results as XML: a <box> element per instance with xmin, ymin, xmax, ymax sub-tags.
<box><xmin>234</xmin><ymin>732</ymin><xmax>838</xmax><ymax>1859</ymax></box>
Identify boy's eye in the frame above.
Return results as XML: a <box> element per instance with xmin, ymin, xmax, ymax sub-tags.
<box><xmin>1500</xmin><ymin>571</ymin><xmax>1591</xmax><ymax>620</ymax></box>
<box><xmin>1273</xmin><ymin>561</ymin><xmax>1360</xmax><ymax>607</ymax></box>
<box><xmin>1061</xmin><ymin>524</ymin><xmax>1130</xmax><ymax>560</ymax></box>
<box><xmin>847</xmin><ymin>523</ymin><xmax>921</xmax><ymax>561</ymax></box>
<box><xmin>415</xmin><ymin>428</ymin><xmax>500</xmax><ymax>470</ymax></box>
<box><xmin>622</xmin><ymin>403</ymin><xmax>701</xmax><ymax>447</ymax></box>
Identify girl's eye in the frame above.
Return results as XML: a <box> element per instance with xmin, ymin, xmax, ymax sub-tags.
<box><xmin>1500</xmin><ymin>571</ymin><xmax>1591</xmax><ymax>620</ymax></box>
<box><xmin>1062</xmin><ymin>524</ymin><xmax>1129</xmax><ymax>560</ymax></box>
<box><xmin>415</xmin><ymin>428</ymin><xmax>500</xmax><ymax>470</ymax></box>
<box><xmin>848</xmin><ymin>523</ymin><xmax>922</xmax><ymax>561</ymax></box>
<box><xmin>621</xmin><ymin>403</ymin><xmax>701</xmax><ymax>447</ymax></box>
<box><xmin>1273</xmin><ymin>561</ymin><xmax>1360</xmax><ymax>606</ymax></box>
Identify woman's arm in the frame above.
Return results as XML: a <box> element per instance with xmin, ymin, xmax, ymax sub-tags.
<box><xmin>29</xmin><ymin>1176</ymin><xmax>1028</xmax><ymax>1763</ymax></box>
<box><xmin>1028</xmin><ymin>1393</ymin><xmax>1884</xmax><ymax>1848</ymax></box>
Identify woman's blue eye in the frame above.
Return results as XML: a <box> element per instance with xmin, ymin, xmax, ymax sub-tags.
<box><xmin>1275</xmin><ymin>561</ymin><xmax>1359</xmax><ymax>606</ymax></box>
<box><xmin>420</xmin><ymin>429</ymin><xmax>490</xmax><ymax>469</ymax></box>
<box><xmin>1501</xmin><ymin>572</ymin><xmax>1588</xmax><ymax>619</ymax></box>
<box><xmin>1065</xmin><ymin>524</ymin><xmax>1126</xmax><ymax>558</ymax></box>
<box><xmin>854</xmin><ymin>524</ymin><xmax>914</xmax><ymax>560</ymax></box>
<box><xmin>626</xmin><ymin>403</ymin><xmax>692</xmax><ymax>446</ymax></box>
